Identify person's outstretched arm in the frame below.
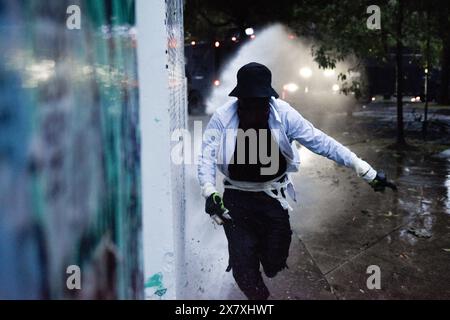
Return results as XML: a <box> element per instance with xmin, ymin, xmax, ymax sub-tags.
<box><xmin>286</xmin><ymin>107</ymin><xmax>393</xmax><ymax>190</ymax></box>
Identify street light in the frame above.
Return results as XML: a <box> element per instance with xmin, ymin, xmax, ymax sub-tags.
<box><xmin>214</xmin><ymin>41</ymin><xmax>220</xmax><ymax>48</ymax></box>
<box><xmin>245</xmin><ymin>28</ymin><xmax>254</xmax><ymax>36</ymax></box>
<box><xmin>299</xmin><ymin>67</ymin><xmax>312</xmax><ymax>78</ymax></box>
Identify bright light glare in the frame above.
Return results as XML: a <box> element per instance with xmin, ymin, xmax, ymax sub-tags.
<box><xmin>371</xmin><ymin>97</ymin><xmax>376</xmax><ymax>101</ymax></box>
<box><xmin>191</xmin><ymin>41</ymin><xmax>196</xmax><ymax>46</ymax></box>
<box><xmin>214</xmin><ymin>41</ymin><xmax>220</xmax><ymax>48</ymax></box>
<box><xmin>27</xmin><ymin>59</ymin><xmax>55</xmax><ymax>83</ymax></box>
<box><xmin>411</xmin><ymin>97</ymin><xmax>416</xmax><ymax>102</ymax></box>
<box><xmin>323</xmin><ymin>69</ymin><xmax>335</xmax><ymax>77</ymax></box>
<box><xmin>332</xmin><ymin>84</ymin><xmax>339</xmax><ymax>92</ymax></box>
<box><xmin>283</xmin><ymin>83</ymin><xmax>299</xmax><ymax>92</ymax></box>
<box><xmin>245</xmin><ymin>28</ymin><xmax>254</xmax><ymax>36</ymax></box>
<box><xmin>416</xmin><ymin>96</ymin><xmax>421</xmax><ymax>101</ymax></box>
<box><xmin>213</xmin><ymin>79</ymin><xmax>220</xmax><ymax>86</ymax></box>
<box><xmin>250</xmin><ymin>34</ymin><xmax>256</xmax><ymax>39</ymax></box>
<box><xmin>299</xmin><ymin>67</ymin><xmax>312</xmax><ymax>78</ymax></box>
<box><xmin>82</xmin><ymin>66</ymin><xmax>93</xmax><ymax>75</ymax></box>
<box><xmin>231</xmin><ymin>36</ymin><xmax>237</xmax><ymax>42</ymax></box>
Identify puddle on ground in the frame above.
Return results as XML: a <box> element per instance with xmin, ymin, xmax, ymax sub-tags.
<box><xmin>389</xmin><ymin>152</ymin><xmax>450</xmax><ymax>245</ymax></box>
<box><xmin>445</xmin><ymin>170</ymin><xmax>450</xmax><ymax>212</ymax></box>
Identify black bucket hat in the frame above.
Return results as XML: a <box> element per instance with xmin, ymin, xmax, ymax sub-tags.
<box><xmin>229</xmin><ymin>62</ymin><xmax>279</xmax><ymax>98</ymax></box>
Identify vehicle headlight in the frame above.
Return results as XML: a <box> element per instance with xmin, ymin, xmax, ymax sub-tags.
<box><xmin>283</xmin><ymin>83</ymin><xmax>299</xmax><ymax>92</ymax></box>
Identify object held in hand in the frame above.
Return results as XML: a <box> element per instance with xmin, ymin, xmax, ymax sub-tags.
<box><xmin>211</xmin><ymin>211</ymin><xmax>232</xmax><ymax>225</ymax></box>
<box><xmin>369</xmin><ymin>170</ymin><xmax>397</xmax><ymax>192</ymax></box>
<box><xmin>205</xmin><ymin>192</ymin><xmax>232</xmax><ymax>225</ymax></box>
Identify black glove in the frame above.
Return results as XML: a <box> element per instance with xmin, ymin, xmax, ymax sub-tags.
<box><xmin>369</xmin><ymin>170</ymin><xmax>397</xmax><ymax>192</ymax></box>
<box><xmin>205</xmin><ymin>192</ymin><xmax>232</xmax><ymax>225</ymax></box>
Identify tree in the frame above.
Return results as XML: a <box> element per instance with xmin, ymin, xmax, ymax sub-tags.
<box><xmin>433</xmin><ymin>1</ymin><xmax>450</xmax><ymax>105</ymax></box>
<box><xmin>184</xmin><ymin>0</ymin><xmax>301</xmax><ymax>40</ymax></box>
<box><xmin>289</xmin><ymin>0</ymin><xmax>443</xmax><ymax>146</ymax></box>
<box><xmin>408</xmin><ymin>0</ymin><xmax>450</xmax><ymax>136</ymax></box>
<box><xmin>394</xmin><ymin>0</ymin><xmax>406</xmax><ymax>145</ymax></box>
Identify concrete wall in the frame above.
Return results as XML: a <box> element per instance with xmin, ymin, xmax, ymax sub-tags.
<box><xmin>137</xmin><ymin>0</ymin><xmax>187</xmax><ymax>300</ymax></box>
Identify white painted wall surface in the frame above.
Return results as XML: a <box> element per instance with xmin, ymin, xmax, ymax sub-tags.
<box><xmin>136</xmin><ymin>0</ymin><xmax>186</xmax><ymax>300</ymax></box>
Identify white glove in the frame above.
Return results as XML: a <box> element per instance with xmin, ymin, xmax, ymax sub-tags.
<box><xmin>352</xmin><ymin>156</ymin><xmax>377</xmax><ymax>182</ymax></box>
<box><xmin>201</xmin><ymin>182</ymin><xmax>218</xmax><ymax>198</ymax></box>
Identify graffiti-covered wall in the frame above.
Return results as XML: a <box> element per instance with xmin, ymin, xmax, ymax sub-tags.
<box><xmin>0</xmin><ymin>0</ymin><xmax>142</xmax><ymax>299</ymax></box>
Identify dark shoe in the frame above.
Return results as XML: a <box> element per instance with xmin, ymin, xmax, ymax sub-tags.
<box><xmin>263</xmin><ymin>262</ymin><xmax>288</xmax><ymax>278</ymax></box>
<box><xmin>264</xmin><ymin>269</ymin><xmax>279</xmax><ymax>278</ymax></box>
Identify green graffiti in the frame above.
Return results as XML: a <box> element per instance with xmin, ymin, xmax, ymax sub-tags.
<box><xmin>145</xmin><ymin>273</ymin><xmax>167</xmax><ymax>297</ymax></box>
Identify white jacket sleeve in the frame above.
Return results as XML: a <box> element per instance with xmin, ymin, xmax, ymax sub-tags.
<box><xmin>197</xmin><ymin>112</ymin><xmax>224</xmax><ymax>197</ymax></box>
<box><xmin>287</xmin><ymin>108</ymin><xmax>377</xmax><ymax>182</ymax></box>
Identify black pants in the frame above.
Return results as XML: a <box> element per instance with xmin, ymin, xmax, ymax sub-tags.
<box><xmin>222</xmin><ymin>188</ymin><xmax>292</xmax><ymax>300</ymax></box>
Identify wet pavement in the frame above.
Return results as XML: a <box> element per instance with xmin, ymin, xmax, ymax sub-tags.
<box><xmin>288</xmin><ymin>145</ymin><xmax>450</xmax><ymax>299</ymax></box>
<box><xmin>270</xmin><ymin>103</ymin><xmax>450</xmax><ymax>299</ymax></box>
